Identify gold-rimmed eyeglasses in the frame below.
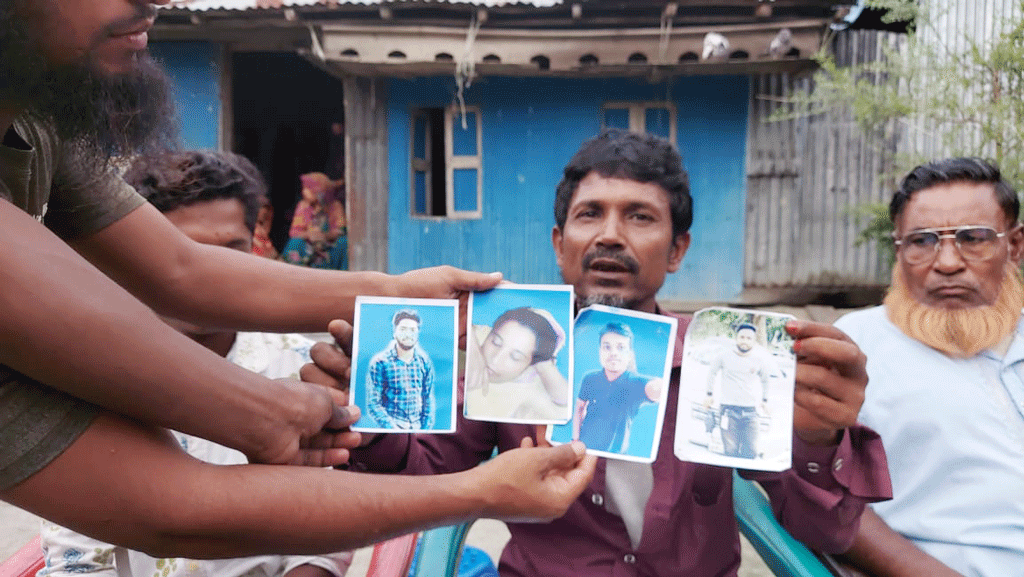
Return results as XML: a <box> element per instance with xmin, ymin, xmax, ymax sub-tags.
<box><xmin>893</xmin><ymin>225</ymin><xmax>1009</xmax><ymax>265</ymax></box>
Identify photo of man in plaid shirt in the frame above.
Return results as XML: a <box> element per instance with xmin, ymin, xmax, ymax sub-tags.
<box><xmin>366</xmin><ymin>309</ymin><xmax>435</xmax><ymax>429</ymax></box>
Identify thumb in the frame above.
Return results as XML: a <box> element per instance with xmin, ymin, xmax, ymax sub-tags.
<box><xmin>327</xmin><ymin>319</ymin><xmax>354</xmax><ymax>354</ymax></box>
<box><xmin>457</xmin><ymin>270</ymin><xmax>504</xmax><ymax>292</ymax></box>
<box><xmin>564</xmin><ymin>452</ymin><xmax>598</xmax><ymax>491</ymax></box>
<box><xmin>325</xmin><ymin>403</ymin><xmax>360</xmax><ymax>431</ymax></box>
<box><xmin>540</xmin><ymin>440</ymin><xmax>587</xmax><ymax>472</ymax></box>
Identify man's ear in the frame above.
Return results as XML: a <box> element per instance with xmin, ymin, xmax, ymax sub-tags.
<box><xmin>552</xmin><ymin>225</ymin><xmax>564</xmax><ymax>267</ymax></box>
<box><xmin>1009</xmin><ymin>222</ymin><xmax>1024</xmax><ymax>264</ymax></box>
<box><xmin>666</xmin><ymin>232</ymin><xmax>691</xmax><ymax>273</ymax></box>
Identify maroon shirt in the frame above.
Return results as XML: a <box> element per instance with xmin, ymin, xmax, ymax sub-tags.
<box><xmin>350</xmin><ymin>311</ymin><xmax>892</xmax><ymax>577</ymax></box>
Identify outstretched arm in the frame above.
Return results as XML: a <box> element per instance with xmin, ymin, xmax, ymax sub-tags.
<box><xmin>644</xmin><ymin>377</ymin><xmax>663</xmax><ymax>402</ymax></box>
<box><xmin>69</xmin><ymin>204</ymin><xmax>502</xmax><ymax>333</ymax></box>
<box><xmin>838</xmin><ymin>508</ymin><xmax>964</xmax><ymax>577</ymax></box>
<box><xmin>4</xmin><ymin>412</ymin><xmax>596</xmax><ymax>559</ymax></box>
<box><xmin>0</xmin><ymin>200</ymin><xmax>352</xmax><ymax>466</ymax></box>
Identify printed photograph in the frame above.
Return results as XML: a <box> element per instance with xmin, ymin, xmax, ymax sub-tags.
<box><xmin>464</xmin><ymin>284</ymin><xmax>574</xmax><ymax>424</ymax></box>
<box><xmin>673</xmin><ymin>307</ymin><xmax>797</xmax><ymax>471</ymax></box>
<box><xmin>349</xmin><ymin>296</ymin><xmax>458</xmax><ymax>433</ymax></box>
<box><xmin>548</xmin><ymin>305</ymin><xmax>677</xmax><ymax>463</ymax></box>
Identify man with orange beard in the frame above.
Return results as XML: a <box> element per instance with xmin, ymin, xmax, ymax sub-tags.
<box><xmin>835</xmin><ymin>157</ymin><xmax>1024</xmax><ymax>577</ymax></box>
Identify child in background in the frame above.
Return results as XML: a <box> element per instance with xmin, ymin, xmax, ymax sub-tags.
<box><xmin>253</xmin><ymin>196</ymin><xmax>280</xmax><ymax>259</ymax></box>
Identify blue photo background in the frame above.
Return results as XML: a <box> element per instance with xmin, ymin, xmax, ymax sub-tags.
<box><xmin>550</xmin><ymin>308</ymin><xmax>675</xmax><ymax>459</ymax></box>
<box><xmin>471</xmin><ymin>286</ymin><xmax>574</xmax><ymax>381</ymax></box>
<box><xmin>352</xmin><ymin>302</ymin><xmax>457</xmax><ymax>430</ymax></box>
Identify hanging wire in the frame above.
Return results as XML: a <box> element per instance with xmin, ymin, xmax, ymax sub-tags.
<box><xmin>658</xmin><ymin>3</ymin><xmax>677</xmax><ymax>65</ymax></box>
<box><xmin>454</xmin><ymin>10</ymin><xmax>482</xmax><ymax>129</ymax></box>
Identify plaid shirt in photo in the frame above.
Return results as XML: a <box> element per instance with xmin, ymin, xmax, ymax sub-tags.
<box><xmin>367</xmin><ymin>343</ymin><xmax>435</xmax><ymax>429</ymax></box>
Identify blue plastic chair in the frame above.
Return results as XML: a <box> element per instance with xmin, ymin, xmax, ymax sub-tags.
<box><xmin>407</xmin><ymin>523</ymin><xmax>473</xmax><ymax>577</ymax></box>
<box><xmin>407</xmin><ymin>473</ymin><xmax>842</xmax><ymax>577</ymax></box>
<box><xmin>733</xmin><ymin>472</ymin><xmax>842</xmax><ymax>577</ymax></box>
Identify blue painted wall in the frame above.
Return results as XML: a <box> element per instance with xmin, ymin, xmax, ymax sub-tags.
<box><xmin>386</xmin><ymin>75</ymin><xmax>749</xmax><ymax>302</ymax></box>
<box><xmin>150</xmin><ymin>41</ymin><xmax>222</xmax><ymax>150</ymax></box>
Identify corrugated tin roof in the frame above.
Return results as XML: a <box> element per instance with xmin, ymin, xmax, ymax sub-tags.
<box><xmin>167</xmin><ymin>0</ymin><xmax>563</xmax><ymax>10</ymax></box>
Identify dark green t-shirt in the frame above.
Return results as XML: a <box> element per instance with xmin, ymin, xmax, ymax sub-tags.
<box><xmin>0</xmin><ymin>114</ymin><xmax>147</xmax><ymax>491</ymax></box>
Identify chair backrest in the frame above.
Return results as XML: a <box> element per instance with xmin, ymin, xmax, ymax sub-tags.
<box><xmin>407</xmin><ymin>523</ymin><xmax>473</xmax><ymax>577</ymax></box>
<box><xmin>366</xmin><ymin>533</ymin><xmax>419</xmax><ymax>577</ymax></box>
<box><xmin>732</xmin><ymin>472</ymin><xmax>842</xmax><ymax>577</ymax></box>
<box><xmin>0</xmin><ymin>535</ymin><xmax>44</xmax><ymax>577</ymax></box>
<box><xmin>401</xmin><ymin>478</ymin><xmax>843</xmax><ymax>577</ymax></box>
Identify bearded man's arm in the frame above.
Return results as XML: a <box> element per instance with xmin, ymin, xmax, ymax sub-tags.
<box><xmin>68</xmin><ymin>203</ymin><xmax>502</xmax><ymax>333</ymax></box>
<box><xmin>0</xmin><ymin>199</ymin><xmax>353</xmax><ymax>466</ymax></box>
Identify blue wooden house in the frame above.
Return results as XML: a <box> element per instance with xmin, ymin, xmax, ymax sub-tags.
<box><xmin>154</xmin><ymin>1</ymin><xmax>887</xmax><ymax>306</ymax></box>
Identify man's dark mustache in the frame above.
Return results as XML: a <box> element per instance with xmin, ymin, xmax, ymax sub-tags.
<box><xmin>581</xmin><ymin>249</ymin><xmax>640</xmax><ymax>275</ymax></box>
<box><xmin>104</xmin><ymin>4</ymin><xmax>158</xmax><ymax>37</ymax></box>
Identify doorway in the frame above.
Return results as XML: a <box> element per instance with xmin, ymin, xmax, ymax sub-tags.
<box><xmin>231</xmin><ymin>52</ymin><xmax>346</xmax><ymax>257</ymax></box>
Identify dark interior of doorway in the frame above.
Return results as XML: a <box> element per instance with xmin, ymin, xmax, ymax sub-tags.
<box><xmin>232</xmin><ymin>52</ymin><xmax>345</xmax><ymax>252</ymax></box>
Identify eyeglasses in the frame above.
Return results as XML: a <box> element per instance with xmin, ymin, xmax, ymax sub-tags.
<box><xmin>893</xmin><ymin>225</ymin><xmax>1008</xmax><ymax>264</ymax></box>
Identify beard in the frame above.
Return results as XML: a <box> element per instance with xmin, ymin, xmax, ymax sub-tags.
<box><xmin>570</xmin><ymin>247</ymin><xmax>647</xmax><ymax>311</ymax></box>
<box><xmin>0</xmin><ymin>3</ymin><xmax>177</xmax><ymax>166</ymax></box>
<box><xmin>576</xmin><ymin>292</ymin><xmax>642</xmax><ymax>311</ymax></box>
<box><xmin>885</xmin><ymin>262</ymin><xmax>1024</xmax><ymax>357</ymax></box>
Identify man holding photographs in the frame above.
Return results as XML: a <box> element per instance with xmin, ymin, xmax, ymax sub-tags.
<box><xmin>317</xmin><ymin>130</ymin><xmax>891</xmax><ymax>576</ymax></box>
<box><xmin>367</xmin><ymin>309</ymin><xmax>435</xmax><ymax>429</ymax></box>
<box><xmin>575</xmin><ymin>322</ymin><xmax>661</xmax><ymax>453</ymax></box>
<box><xmin>704</xmin><ymin>323</ymin><xmax>772</xmax><ymax>459</ymax></box>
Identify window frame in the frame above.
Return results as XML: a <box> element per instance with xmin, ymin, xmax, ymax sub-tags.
<box><xmin>445</xmin><ymin>105</ymin><xmax>483</xmax><ymax>219</ymax></box>
<box><xmin>408</xmin><ymin>105</ymin><xmax>484</xmax><ymax>220</ymax></box>
<box><xmin>409</xmin><ymin>109</ymin><xmax>435</xmax><ymax>217</ymax></box>
<box><xmin>601</xmin><ymin>101</ymin><xmax>677</xmax><ymax>145</ymax></box>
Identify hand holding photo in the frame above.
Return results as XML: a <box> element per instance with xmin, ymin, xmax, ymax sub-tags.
<box><xmin>548</xmin><ymin>305</ymin><xmax>677</xmax><ymax>463</ymax></box>
<box><xmin>674</xmin><ymin>307</ymin><xmax>796</xmax><ymax>471</ymax></box>
<box><xmin>464</xmin><ymin>285</ymin><xmax>574</xmax><ymax>424</ymax></box>
<box><xmin>349</xmin><ymin>296</ymin><xmax>458</xmax><ymax>433</ymax></box>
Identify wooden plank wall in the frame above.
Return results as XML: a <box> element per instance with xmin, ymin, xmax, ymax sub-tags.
<box><xmin>744</xmin><ymin>29</ymin><xmax>903</xmax><ymax>291</ymax></box>
<box><xmin>343</xmin><ymin>76</ymin><xmax>390</xmax><ymax>273</ymax></box>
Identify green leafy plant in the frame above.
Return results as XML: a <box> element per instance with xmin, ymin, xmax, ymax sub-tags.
<box><xmin>777</xmin><ymin>0</ymin><xmax>1024</xmax><ymax>261</ymax></box>
<box><xmin>850</xmin><ymin>202</ymin><xmax>895</xmax><ymax>268</ymax></box>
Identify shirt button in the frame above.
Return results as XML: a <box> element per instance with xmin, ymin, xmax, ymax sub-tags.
<box><xmin>623</xmin><ymin>554</ymin><xmax>636</xmax><ymax>564</ymax></box>
<box><xmin>807</xmin><ymin>462</ymin><xmax>821</xmax><ymax>473</ymax></box>
<box><xmin>833</xmin><ymin>458</ymin><xmax>844</xmax><ymax>472</ymax></box>
<box><xmin>591</xmin><ymin>493</ymin><xmax>604</xmax><ymax>506</ymax></box>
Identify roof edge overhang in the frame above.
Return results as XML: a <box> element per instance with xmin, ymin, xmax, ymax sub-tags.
<box><xmin>315</xmin><ymin>57</ymin><xmax>819</xmax><ymax>79</ymax></box>
<box><xmin>151</xmin><ymin>18</ymin><xmax>829</xmax><ymax>77</ymax></box>
<box><xmin>318</xmin><ymin>20</ymin><xmax>826</xmax><ymax>76</ymax></box>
